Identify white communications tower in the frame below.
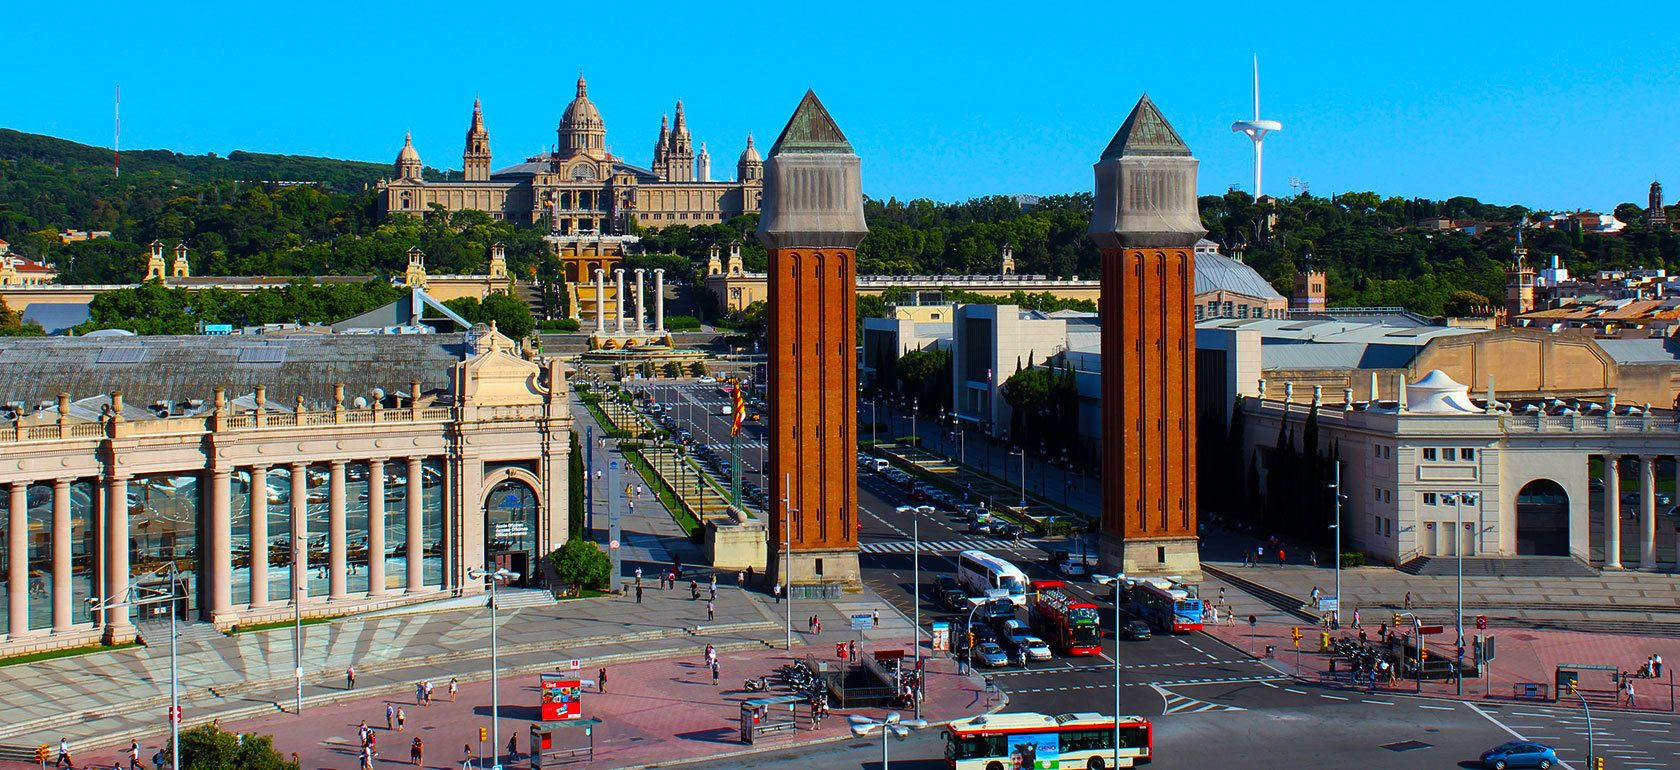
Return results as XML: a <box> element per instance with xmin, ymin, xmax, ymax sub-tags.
<box><xmin>1231</xmin><ymin>54</ymin><xmax>1282</xmax><ymax>198</ymax></box>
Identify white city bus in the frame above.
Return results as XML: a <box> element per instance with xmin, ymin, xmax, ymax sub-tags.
<box><xmin>944</xmin><ymin>712</ymin><xmax>1153</xmax><ymax>769</ymax></box>
<box><xmin>956</xmin><ymin>550</ymin><xmax>1029</xmax><ymax>607</ymax></box>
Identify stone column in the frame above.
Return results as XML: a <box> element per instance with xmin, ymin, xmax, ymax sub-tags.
<box><xmin>208</xmin><ymin>468</ymin><xmax>233</xmax><ymax>618</ymax></box>
<box><xmin>1640</xmin><ymin>454</ymin><xmax>1658</xmax><ymax>570</ymax></box>
<box><xmin>635</xmin><ymin>268</ymin><xmax>647</xmax><ymax>334</ymax></box>
<box><xmin>594</xmin><ymin>269</ymin><xmax>607</xmax><ymax>335</ymax></box>
<box><xmin>368</xmin><ymin>459</ymin><xmax>386</xmax><ymax>596</ymax></box>
<box><xmin>328</xmin><ymin>460</ymin><xmax>347</xmax><ymax>600</ymax></box>
<box><xmin>9</xmin><ymin>483</ymin><xmax>29</xmax><ymax>636</ymax></box>
<box><xmin>654</xmin><ymin>269</ymin><xmax>666</xmax><ymax>334</ymax></box>
<box><xmin>291</xmin><ymin>462</ymin><xmax>308</xmax><ymax>602</ymax></box>
<box><xmin>406</xmin><ymin>457</ymin><xmax>424</xmax><ymax>593</ymax></box>
<box><xmin>51</xmin><ymin>478</ymin><xmax>71</xmax><ymax>632</ymax></box>
<box><xmin>249</xmin><ymin>465</ymin><xmax>269</xmax><ymax>609</ymax></box>
<box><xmin>104</xmin><ymin>476</ymin><xmax>130</xmax><ymax>633</ymax></box>
<box><xmin>1604</xmin><ymin>454</ymin><xmax>1622</xmax><ymax>569</ymax></box>
<box><xmin>614</xmin><ymin>269</ymin><xmax>627</xmax><ymax>334</ymax></box>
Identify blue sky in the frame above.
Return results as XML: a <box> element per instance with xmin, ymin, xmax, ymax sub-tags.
<box><xmin>7</xmin><ymin>1</ymin><xmax>1679</xmax><ymax>211</ymax></box>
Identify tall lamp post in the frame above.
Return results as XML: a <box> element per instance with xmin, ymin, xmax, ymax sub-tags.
<box><xmin>87</xmin><ymin>562</ymin><xmax>185</xmax><ymax>770</ymax></box>
<box><xmin>848</xmin><ymin>712</ymin><xmax>928</xmax><ymax>770</ymax></box>
<box><xmin>1094</xmin><ymin>574</ymin><xmax>1125</xmax><ymax>770</ymax></box>
<box><xmin>909</xmin><ymin>399</ymin><xmax>919</xmax><ymax>448</ymax></box>
<box><xmin>781</xmin><ymin>473</ymin><xmax>795</xmax><ymax>651</ymax></box>
<box><xmin>1010</xmin><ymin>449</ymin><xmax>1027</xmax><ymax>508</ymax></box>
<box><xmin>895</xmin><ymin>506</ymin><xmax>925</xmax><ymax>719</ymax></box>
<box><xmin>468</xmin><ymin>566</ymin><xmax>519</xmax><ymax>770</ymax></box>
<box><xmin>1328</xmin><ymin>462</ymin><xmax>1344</xmax><ymax>626</ymax></box>
<box><xmin>1443</xmin><ymin>490</ymin><xmax>1478</xmax><ymax>697</ymax></box>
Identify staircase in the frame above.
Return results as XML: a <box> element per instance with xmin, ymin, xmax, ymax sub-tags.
<box><xmin>1397</xmin><ymin>555</ymin><xmax>1598</xmax><ymax>578</ymax></box>
<box><xmin>492</xmin><ymin>587</ymin><xmax>558</xmax><ymax>611</ymax></box>
<box><xmin>134</xmin><ymin>616</ymin><xmax>224</xmax><ymax>646</ymax></box>
<box><xmin>515</xmin><ymin>280</ymin><xmax>546</xmax><ymax>319</ymax></box>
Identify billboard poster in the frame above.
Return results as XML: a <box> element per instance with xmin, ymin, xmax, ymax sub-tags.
<box><xmin>1007</xmin><ymin>732</ymin><xmax>1059</xmax><ymax>770</ymax></box>
<box><xmin>540</xmin><ymin>675</ymin><xmax>583</xmax><ymax>721</ymax></box>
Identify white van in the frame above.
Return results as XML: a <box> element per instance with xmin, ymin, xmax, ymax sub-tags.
<box><xmin>870</xmin><ymin>459</ymin><xmax>891</xmax><ymax>473</ymax></box>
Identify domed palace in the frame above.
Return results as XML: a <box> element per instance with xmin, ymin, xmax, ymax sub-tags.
<box><xmin>376</xmin><ymin>75</ymin><xmax>764</xmax><ymax>240</ymax></box>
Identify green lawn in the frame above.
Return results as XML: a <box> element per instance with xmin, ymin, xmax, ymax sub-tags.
<box><xmin>0</xmin><ymin>641</ymin><xmax>139</xmax><ymax>667</ymax></box>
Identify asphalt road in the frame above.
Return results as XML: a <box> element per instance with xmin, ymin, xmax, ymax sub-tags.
<box><xmin>644</xmin><ymin>379</ymin><xmax>1680</xmax><ymax>770</ymax></box>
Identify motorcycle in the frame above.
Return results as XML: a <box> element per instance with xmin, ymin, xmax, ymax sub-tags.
<box><xmin>743</xmin><ymin>676</ymin><xmax>771</xmax><ymax>692</ymax></box>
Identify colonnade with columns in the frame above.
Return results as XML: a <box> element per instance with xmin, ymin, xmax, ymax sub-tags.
<box><xmin>589</xmin><ymin>267</ymin><xmax>668</xmax><ymax>348</ymax></box>
<box><xmin>1598</xmin><ymin>453</ymin><xmax>1679</xmax><ymax>570</ymax></box>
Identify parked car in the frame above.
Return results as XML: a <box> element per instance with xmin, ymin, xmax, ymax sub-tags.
<box><xmin>974</xmin><ymin>642</ymin><xmax>1010</xmax><ymax>667</ymax></box>
<box><xmin>1121</xmin><ymin>619</ymin><xmax>1152</xmax><ymax>641</ymax></box>
<box><xmin>1479</xmin><ymin>741</ymin><xmax>1558</xmax><ymax>769</ymax></box>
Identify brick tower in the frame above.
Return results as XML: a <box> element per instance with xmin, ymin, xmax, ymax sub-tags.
<box><xmin>1091</xmin><ymin>95</ymin><xmax>1204</xmax><ymax>580</ymax></box>
<box><xmin>759</xmin><ymin>91</ymin><xmax>867</xmax><ymax>586</ymax></box>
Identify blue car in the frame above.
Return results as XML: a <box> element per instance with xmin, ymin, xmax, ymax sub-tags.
<box><xmin>1480</xmin><ymin>741</ymin><xmax>1558</xmax><ymax>769</ymax></box>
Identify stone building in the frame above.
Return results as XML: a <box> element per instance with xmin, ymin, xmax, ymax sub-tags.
<box><xmin>0</xmin><ymin>327</ymin><xmax>572</xmax><ymax>655</ymax></box>
<box><xmin>376</xmin><ymin>77</ymin><xmax>762</xmax><ymax>232</ymax></box>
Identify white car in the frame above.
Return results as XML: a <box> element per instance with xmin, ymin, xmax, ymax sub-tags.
<box><xmin>1010</xmin><ymin>634</ymin><xmax>1054</xmax><ymax>661</ymax></box>
<box><xmin>697</xmin><ymin>375</ymin><xmax>717</xmax><ymax>383</ymax></box>
<box><xmin>1058</xmin><ymin>559</ymin><xmax>1087</xmax><ymax>577</ymax></box>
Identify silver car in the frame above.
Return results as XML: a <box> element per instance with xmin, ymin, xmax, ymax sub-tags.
<box><xmin>974</xmin><ymin>642</ymin><xmax>1010</xmax><ymax>667</ymax></box>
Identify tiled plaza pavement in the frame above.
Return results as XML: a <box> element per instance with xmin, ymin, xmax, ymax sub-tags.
<box><xmin>1204</xmin><ymin>621</ymin><xmax>1680</xmax><ymax>712</ymax></box>
<box><xmin>19</xmin><ymin>622</ymin><xmax>989</xmax><ymax>769</ymax></box>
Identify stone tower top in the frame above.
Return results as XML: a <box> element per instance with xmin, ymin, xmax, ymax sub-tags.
<box><xmin>1090</xmin><ymin>94</ymin><xmax>1204</xmax><ymax>249</ymax></box>
<box><xmin>757</xmin><ymin>91</ymin><xmax>867</xmax><ymax>250</ymax></box>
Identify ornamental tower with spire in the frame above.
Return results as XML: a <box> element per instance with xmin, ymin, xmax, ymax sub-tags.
<box><xmin>760</xmin><ymin>90</ymin><xmax>868</xmax><ymax>587</ymax></box>
<box><xmin>395</xmin><ymin>132</ymin><xmax>423</xmax><ymax>181</ymax></box>
<box><xmin>463</xmin><ymin>99</ymin><xmax>491</xmax><ymax>181</ymax></box>
<box><xmin>557</xmin><ymin>75</ymin><xmax>606</xmax><ymax>153</ymax></box>
<box><xmin>664</xmin><ymin>100</ymin><xmax>695</xmax><ymax>181</ymax></box>
<box><xmin>651</xmin><ymin>114</ymin><xmax>671</xmax><ymax>180</ymax></box>
<box><xmin>697</xmin><ymin>143</ymin><xmax>711</xmax><ymax>182</ymax></box>
<box><xmin>1650</xmin><ymin>181</ymin><xmax>1670</xmax><ymax>231</ymax></box>
<box><xmin>1091</xmin><ymin>94</ymin><xmax>1204</xmax><ymax>580</ymax></box>
<box><xmin>1505</xmin><ymin>220</ymin><xmax>1535</xmax><ymax>318</ymax></box>
<box><xmin>737</xmin><ymin>134</ymin><xmax>763</xmax><ymax>182</ymax></box>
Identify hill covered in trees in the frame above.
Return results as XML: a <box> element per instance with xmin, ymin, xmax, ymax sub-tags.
<box><xmin>3</xmin><ymin>128</ymin><xmax>1678</xmax><ymax>317</ymax></box>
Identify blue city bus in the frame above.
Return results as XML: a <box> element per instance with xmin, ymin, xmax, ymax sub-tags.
<box><xmin>1128</xmin><ymin>578</ymin><xmax>1203</xmax><ymax>633</ymax></box>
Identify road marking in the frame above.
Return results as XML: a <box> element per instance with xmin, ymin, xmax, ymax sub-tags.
<box><xmin>1419</xmin><ymin>704</ymin><xmax>1456</xmax><ymax>711</ymax></box>
<box><xmin>1638</xmin><ymin>720</ymin><xmax>1672</xmax><ymax>726</ymax></box>
<box><xmin>1362</xmin><ymin>699</ymin><xmax>1394</xmax><ymax>705</ymax></box>
<box><xmin>1636</xmin><ymin>729</ymin><xmax>1670</xmax><ymax>734</ymax></box>
<box><xmin>1151</xmin><ymin>683</ymin><xmax>1246</xmax><ymax>714</ymax></box>
<box><xmin>1319</xmin><ymin>694</ymin><xmax>1349</xmax><ymax>701</ymax></box>
<box><xmin>1283</xmin><ymin>688</ymin><xmax>1307</xmax><ymax>695</ymax></box>
<box><xmin>1513</xmin><ymin>711</ymin><xmax>1554</xmax><ymax>718</ymax></box>
<box><xmin>1261</xmin><ymin>681</ymin><xmax>1278</xmax><ymax>689</ymax></box>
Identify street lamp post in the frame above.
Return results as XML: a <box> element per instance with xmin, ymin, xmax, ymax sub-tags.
<box><xmin>781</xmin><ymin>472</ymin><xmax>795</xmax><ymax>651</ymax></box>
<box><xmin>910</xmin><ymin>399</ymin><xmax>918</xmax><ymax>448</ymax></box>
<box><xmin>1328</xmin><ymin>462</ymin><xmax>1343</xmax><ymax>626</ymax></box>
<box><xmin>848</xmin><ymin>712</ymin><xmax>928</xmax><ymax>770</ymax></box>
<box><xmin>1442</xmin><ymin>490</ymin><xmax>1478</xmax><ymax>696</ymax></box>
<box><xmin>1095</xmin><ymin>574</ymin><xmax>1125</xmax><ymax>770</ymax></box>
<box><xmin>911</xmin><ymin>508</ymin><xmax>922</xmax><ymax>719</ymax></box>
<box><xmin>87</xmin><ymin>563</ymin><xmax>185</xmax><ymax>770</ymax></box>
<box><xmin>1010</xmin><ymin>449</ymin><xmax>1027</xmax><ymax>508</ymax></box>
<box><xmin>468</xmin><ymin>566</ymin><xmax>520</xmax><ymax>770</ymax></box>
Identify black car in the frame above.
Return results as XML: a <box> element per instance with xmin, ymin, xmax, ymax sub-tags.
<box><xmin>934</xmin><ymin>575</ymin><xmax>962</xmax><ymax>593</ymax></box>
<box><xmin>940</xmin><ymin>588</ymin><xmax>970</xmax><ymax>611</ymax></box>
<box><xmin>1121</xmin><ymin>619</ymin><xmax>1152</xmax><ymax>640</ymax></box>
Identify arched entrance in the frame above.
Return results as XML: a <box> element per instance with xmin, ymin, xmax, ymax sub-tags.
<box><xmin>1515</xmin><ymin>479</ymin><xmax>1570</xmax><ymax>556</ymax></box>
<box><xmin>485</xmin><ymin>479</ymin><xmax>538</xmax><ymax>585</ymax></box>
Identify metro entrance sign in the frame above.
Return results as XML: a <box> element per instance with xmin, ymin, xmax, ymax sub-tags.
<box><xmin>1418</xmin><ymin>625</ymin><xmax>1445</xmax><ymax>636</ymax></box>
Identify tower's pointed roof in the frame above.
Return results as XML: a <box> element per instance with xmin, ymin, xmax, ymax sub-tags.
<box><xmin>769</xmin><ymin>90</ymin><xmax>851</xmax><ymax>155</ymax></box>
<box><xmin>1101</xmin><ymin>94</ymin><xmax>1190</xmax><ymax>160</ymax></box>
<box><xmin>468</xmin><ymin>98</ymin><xmax>487</xmax><ymax>136</ymax></box>
<box><xmin>397</xmin><ymin>131</ymin><xmax>420</xmax><ymax>163</ymax></box>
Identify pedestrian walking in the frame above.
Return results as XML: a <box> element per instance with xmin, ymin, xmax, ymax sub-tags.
<box><xmin>746</xmin><ymin>565</ymin><xmax>755</xmax><ymax>586</ymax></box>
<box><xmin>416</xmin><ymin>682</ymin><xmax>427</xmax><ymax>704</ymax></box>
<box><xmin>359</xmin><ymin>745</ymin><xmax>372</xmax><ymax>770</ymax></box>
<box><xmin>636</xmin><ymin>584</ymin><xmax>644</xmax><ymax>603</ymax></box>
<box><xmin>711</xmin><ymin>660</ymin><xmax>720</xmax><ymax>686</ymax></box>
<box><xmin>599</xmin><ymin>667</ymin><xmax>608</xmax><ymax>693</ymax></box>
<box><xmin>462</xmin><ymin>743</ymin><xmax>474</xmax><ymax>770</ymax></box>
<box><xmin>55</xmin><ymin>736</ymin><xmax>73</xmax><ymax>769</ymax></box>
<box><xmin>127</xmin><ymin>739</ymin><xmax>142</xmax><ymax>770</ymax></box>
<box><xmin>709</xmin><ymin>574</ymin><xmax>717</xmax><ymax>593</ymax></box>
<box><xmin>1352</xmin><ymin>609</ymin><xmax>1361</xmax><ymax>629</ymax></box>
<box><xmin>410</xmin><ymin>737</ymin><xmax>423</xmax><ymax>766</ymax></box>
<box><xmin>1310</xmin><ymin>586</ymin><xmax>1321</xmax><ymax>603</ymax></box>
<box><xmin>424</xmin><ymin>679</ymin><xmax>434</xmax><ymax>704</ymax></box>
<box><xmin>814</xmin><ymin>616</ymin><xmax>821</xmax><ymax>635</ymax></box>
<box><xmin>1625</xmin><ymin>679</ymin><xmax>1637</xmax><ymax>706</ymax></box>
<box><xmin>773</xmin><ymin>583</ymin><xmax>782</xmax><ymax>603</ymax></box>
<box><xmin>1254</xmin><ymin>545</ymin><xmax>1264</xmax><ymax>566</ymax></box>
<box><xmin>1219</xmin><ymin>587</ymin><xmax>1227</xmax><ymax>603</ymax></box>
<box><xmin>707</xmin><ymin>599</ymin><xmax>716</xmax><ymax>621</ymax></box>
<box><xmin>872</xmin><ymin>609</ymin><xmax>880</xmax><ymax>627</ymax></box>
<box><xmin>151</xmin><ymin>749</ymin><xmax>165</xmax><ymax>770</ymax></box>
<box><xmin>690</xmin><ymin>579</ymin><xmax>700</xmax><ymax>600</ymax></box>
<box><xmin>849</xmin><ymin>640</ymin><xmax>858</xmax><ymax>662</ymax></box>
<box><xmin>1309</xmin><ymin>551</ymin><xmax>1318</xmax><ymax>567</ymax></box>
<box><xmin>386</xmin><ymin>702</ymin><xmax>396</xmax><ymax>730</ymax></box>
<box><xmin>736</xmin><ymin>569</ymin><xmax>745</xmax><ymax>586</ymax></box>
<box><xmin>507</xmin><ymin>735</ymin><xmax>519</xmax><ymax>763</ymax></box>
<box><xmin>1655</xmin><ymin>654</ymin><xmax>1664</xmax><ymax>678</ymax></box>
<box><xmin>709</xmin><ymin>586</ymin><xmax>717</xmax><ymax>602</ymax></box>
<box><xmin>1404</xmin><ymin>592</ymin><xmax>1413</xmax><ymax>610</ymax></box>
<box><xmin>347</xmin><ymin>664</ymin><xmax>357</xmax><ymax>689</ymax></box>
<box><xmin>1277</xmin><ymin>548</ymin><xmax>1286</xmax><ymax>565</ymax></box>
<box><xmin>704</xmin><ymin>643</ymin><xmax>716</xmax><ymax>667</ymax></box>
<box><xmin>449</xmin><ymin>676</ymin><xmax>458</xmax><ymax>702</ymax></box>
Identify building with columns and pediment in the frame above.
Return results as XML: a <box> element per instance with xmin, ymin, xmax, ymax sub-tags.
<box><xmin>376</xmin><ymin>77</ymin><xmax>763</xmax><ymax>234</ymax></box>
<box><xmin>0</xmin><ymin>325</ymin><xmax>572</xmax><ymax>655</ymax></box>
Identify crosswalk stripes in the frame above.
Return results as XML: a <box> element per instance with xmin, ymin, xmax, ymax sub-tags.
<box><xmin>859</xmin><ymin>539</ymin><xmax>1025</xmax><ymax>554</ymax></box>
<box><xmin>1151</xmin><ymin>684</ymin><xmax>1247</xmax><ymax>714</ymax></box>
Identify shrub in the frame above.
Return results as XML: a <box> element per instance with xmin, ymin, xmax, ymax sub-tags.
<box><xmin>538</xmin><ymin>318</ymin><xmax>582</xmax><ymax>333</ymax></box>
<box><xmin>1340</xmin><ymin>552</ymin><xmax>1366</xmax><ymax>568</ymax></box>
<box><xmin>549</xmin><ymin>539</ymin><xmax>611</xmax><ymax>592</ymax></box>
<box><xmin>689</xmin><ymin>361</ymin><xmax>709</xmax><ymax>376</ymax></box>
<box><xmin>664</xmin><ymin>314</ymin><xmax>702</xmax><ymax>332</ymax></box>
<box><xmin>171</xmin><ymin>724</ymin><xmax>298</xmax><ymax>770</ymax></box>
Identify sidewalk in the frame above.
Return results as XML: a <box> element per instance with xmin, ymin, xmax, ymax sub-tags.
<box><xmin>1</xmin><ymin>586</ymin><xmax>989</xmax><ymax>769</ymax></box>
<box><xmin>1203</xmin><ymin>620</ymin><xmax>1680</xmax><ymax>714</ymax></box>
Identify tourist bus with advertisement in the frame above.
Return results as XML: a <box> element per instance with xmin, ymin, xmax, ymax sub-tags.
<box><xmin>943</xmin><ymin>711</ymin><xmax>1152</xmax><ymax>769</ymax></box>
<box><xmin>955</xmin><ymin>550</ymin><xmax>1030</xmax><ymax>607</ymax></box>
<box><xmin>1128</xmin><ymin>577</ymin><xmax>1202</xmax><ymax>633</ymax></box>
<box><xmin>1027</xmin><ymin>579</ymin><xmax>1103</xmax><ymax>656</ymax></box>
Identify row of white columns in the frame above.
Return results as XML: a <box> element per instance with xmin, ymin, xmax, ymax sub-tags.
<box><xmin>4</xmin><ymin>457</ymin><xmax>439</xmax><ymax>639</ymax></box>
<box><xmin>1601</xmin><ymin>453</ymin><xmax>1671</xmax><ymax>570</ymax></box>
<box><xmin>592</xmin><ymin>268</ymin><xmax>666</xmax><ymax>336</ymax></box>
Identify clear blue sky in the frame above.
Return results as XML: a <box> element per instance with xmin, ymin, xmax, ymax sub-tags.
<box><xmin>6</xmin><ymin>1</ymin><xmax>1679</xmax><ymax>211</ymax></box>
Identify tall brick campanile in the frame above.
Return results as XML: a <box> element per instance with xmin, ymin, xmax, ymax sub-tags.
<box><xmin>1091</xmin><ymin>95</ymin><xmax>1204</xmax><ymax>580</ymax></box>
<box><xmin>759</xmin><ymin>91</ymin><xmax>867</xmax><ymax>586</ymax></box>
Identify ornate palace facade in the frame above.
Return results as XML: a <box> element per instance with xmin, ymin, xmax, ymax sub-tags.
<box><xmin>377</xmin><ymin>77</ymin><xmax>763</xmax><ymax>234</ymax></box>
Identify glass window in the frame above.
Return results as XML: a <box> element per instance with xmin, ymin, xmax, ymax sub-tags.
<box><xmin>129</xmin><ymin>474</ymin><xmax>201</xmax><ymax>620</ymax></box>
<box><xmin>422</xmin><ymin>459</ymin><xmax>445</xmax><ymax>587</ymax></box>
<box><xmin>0</xmin><ymin>489</ymin><xmax>7</xmax><ymax>632</ymax></box>
<box><xmin>384</xmin><ymin>462</ymin><xmax>408</xmax><ymax>592</ymax></box>
<box><xmin>1440</xmin><ymin>447</ymin><xmax>1454</xmax><ymax>460</ymax></box>
<box><xmin>1374</xmin><ymin>515</ymin><xmax>1381</xmax><ymax>534</ymax></box>
<box><xmin>345</xmin><ymin>462</ymin><xmax>370</xmax><ymax>594</ymax></box>
<box><xmin>1461</xmin><ymin>448</ymin><xmax>1475</xmax><ymax>461</ymax></box>
<box><xmin>1374</xmin><ymin>488</ymin><xmax>1381</xmax><ymax>501</ymax></box>
<box><xmin>486</xmin><ymin>480</ymin><xmax>537</xmax><ymax>568</ymax></box>
<box><xmin>26</xmin><ymin>484</ymin><xmax>50</xmax><ymax>629</ymax></box>
<box><xmin>1422</xmin><ymin>448</ymin><xmax>1437</xmax><ymax>461</ymax></box>
<box><xmin>267</xmin><ymin>467</ymin><xmax>293</xmax><ymax>604</ymax></box>
<box><xmin>230</xmin><ymin>471</ymin><xmax>252</xmax><ymax>607</ymax></box>
<box><xmin>1423</xmin><ymin>493</ymin><xmax>1437</xmax><ymax>506</ymax></box>
<box><xmin>305</xmin><ymin>465</ymin><xmax>330</xmax><ymax>598</ymax></box>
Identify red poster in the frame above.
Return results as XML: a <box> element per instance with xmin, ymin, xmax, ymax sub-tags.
<box><xmin>539</xmin><ymin>675</ymin><xmax>583</xmax><ymax>721</ymax></box>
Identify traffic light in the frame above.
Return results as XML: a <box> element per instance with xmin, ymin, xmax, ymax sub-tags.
<box><xmin>479</xmin><ymin>726</ymin><xmax>488</xmax><ymax>741</ymax></box>
<box><xmin>1595</xmin><ymin>756</ymin><xmax>1605</xmax><ymax>770</ymax></box>
<box><xmin>1569</xmin><ymin>681</ymin><xmax>1579</xmax><ymax>695</ymax></box>
<box><xmin>1393</xmin><ymin>613</ymin><xmax>1402</xmax><ymax>627</ymax></box>
<box><xmin>1421</xmin><ymin>647</ymin><xmax>1429</xmax><ymax>662</ymax></box>
<box><xmin>1291</xmin><ymin>627</ymin><xmax>1302</xmax><ymax>643</ymax></box>
<box><xmin>34</xmin><ymin>745</ymin><xmax>49</xmax><ymax>763</ymax></box>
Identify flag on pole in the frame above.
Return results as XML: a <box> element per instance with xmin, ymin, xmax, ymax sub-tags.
<box><xmin>731</xmin><ymin>381</ymin><xmax>745</xmax><ymax>436</ymax></box>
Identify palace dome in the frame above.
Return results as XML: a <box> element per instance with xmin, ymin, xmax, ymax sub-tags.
<box><xmin>560</xmin><ymin>75</ymin><xmax>604</xmax><ymax>133</ymax></box>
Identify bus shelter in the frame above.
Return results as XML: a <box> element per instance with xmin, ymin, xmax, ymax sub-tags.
<box><xmin>739</xmin><ymin>694</ymin><xmax>808</xmax><ymax>744</ymax></box>
<box><xmin>530</xmin><ymin>718</ymin><xmax>600</xmax><ymax>767</ymax></box>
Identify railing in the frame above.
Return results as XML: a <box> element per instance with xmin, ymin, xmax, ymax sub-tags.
<box><xmin>1504</xmin><ymin>413</ymin><xmax>1674</xmax><ymax>433</ymax></box>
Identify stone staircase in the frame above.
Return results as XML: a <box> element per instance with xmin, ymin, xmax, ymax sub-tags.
<box><xmin>1397</xmin><ymin>555</ymin><xmax>1599</xmax><ymax>578</ymax></box>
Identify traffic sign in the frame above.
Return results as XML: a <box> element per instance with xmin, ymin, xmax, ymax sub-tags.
<box><xmin>1475</xmin><ymin>615</ymin><xmax>1488</xmax><ymax>630</ymax></box>
<box><xmin>609</xmin><ymin>539</ymin><xmax>620</xmax><ymax>550</ymax></box>
<box><xmin>1247</xmin><ymin>615</ymin><xmax>1257</xmax><ymax>627</ymax></box>
<box><xmin>1418</xmin><ymin>625</ymin><xmax>1444</xmax><ymax>635</ymax></box>
<box><xmin>569</xmin><ymin>659</ymin><xmax>581</xmax><ymax>671</ymax></box>
<box><xmin>609</xmin><ymin>460</ymin><xmax>619</xmax><ymax>471</ymax></box>
<box><xmin>850</xmin><ymin>613</ymin><xmax>875</xmax><ymax>631</ymax></box>
<box><xmin>1316</xmin><ymin>596</ymin><xmax>1339</xmax><ymax>612</ymax></box>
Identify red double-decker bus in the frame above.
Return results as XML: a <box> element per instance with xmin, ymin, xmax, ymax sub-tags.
<box><xmin>1028</xmin><ymin>579</ymin><xmax>1104</xmax><ymax>656</ymax></box>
